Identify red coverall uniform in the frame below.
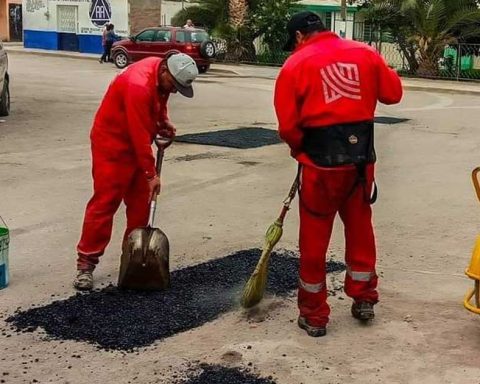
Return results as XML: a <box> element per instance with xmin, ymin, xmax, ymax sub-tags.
<box><xmin>274</xmin><ymin>32</ymin><xmax>403</xmax><ymax>327</ymax></box>
<box><xmin>77</xmin><ymin>57</ymin><xmax>169</xmax><ymax>271</ymax></box>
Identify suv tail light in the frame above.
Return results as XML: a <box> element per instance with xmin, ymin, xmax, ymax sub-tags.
<box><xmin>186</xmin><ymin>43</ymin><xmax>194</xmax><ymax>52</ymax></box>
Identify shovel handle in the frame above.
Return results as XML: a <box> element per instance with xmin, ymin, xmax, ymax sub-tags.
<box><xmin>148</xmin><ymin>199</ymin><xmax>157</xmax><ymax>228</ymax></box>
<box><xmin>154</xmin><ymin>136</ymin><xmax>173</xmax><ymax>177</ymax></box>
<box><xmin>148</xmin><ymin>137</ymin><xmax>173</xmax><ymax>227</ymax></box>
<box><xmin>154</xmin><ymin>135</ymin><xmax>173</xmax><ymax>150</ymax></box>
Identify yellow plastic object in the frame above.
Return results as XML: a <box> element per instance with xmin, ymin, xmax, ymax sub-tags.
<box><xmin>464</xmin><ymin>237</ymin><xmax>480</xmax><ymax>314</ymax></box>
<box><xmin>464</xmin><ymin>168</ymin><xmax>480</xmax><ymax>314</ymax></box>
<box><xmin>464</xmin><ymin>282</ymin><xmax>480</xmax><ymax>315</ymax></box>
<box><xmin>473</xmin><ymin>167</ymin><xmax>480</xmax><ymax>203</ymax></box>
<box><xmin>466</xmin><ymin>236</ymin><xmax>480</xmax><ymax>281</ymax></box>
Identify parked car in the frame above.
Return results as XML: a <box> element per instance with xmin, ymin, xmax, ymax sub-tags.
<box><xmin>0</xmin><ymin>41</ymin><xmax>10</xmax><ymax>116</ymax></box>
<box><xmin>111</xmin><ymin>27</ymin><xmax>216</xmax><ymax>73</ymax></box>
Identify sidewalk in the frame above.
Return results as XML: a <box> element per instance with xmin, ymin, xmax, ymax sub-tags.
<box><xmin>6</xmin><ymin>45</ymin><xmax>480</xmax><ymax>96</ymax></box>
<box><xmin>5</xmin><ymin>44</ymin><xmax>100</xmax><ymax>61</ymax></box>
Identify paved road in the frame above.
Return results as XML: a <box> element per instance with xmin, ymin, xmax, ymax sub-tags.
<box><xmin>1</xmin><ymin>54</ymin><xmax>480</xmax><ymax>383</ymax></box>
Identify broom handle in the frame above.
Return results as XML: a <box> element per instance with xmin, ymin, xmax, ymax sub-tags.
<box><xmin>278</xmin><ymin>168</ymin><xmax>301</xmax><ymax>222</ymax></box>
<box><xmin>253</xmin><ymin>168</ymin><xmax>301</xmax><ymax>272</ymax></box>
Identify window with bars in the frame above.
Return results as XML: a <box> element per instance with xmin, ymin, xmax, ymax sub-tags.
<box><xmin>57</xmin><ymin>5</ymin><xmax>77</xmax><ymax>34</ymax></box>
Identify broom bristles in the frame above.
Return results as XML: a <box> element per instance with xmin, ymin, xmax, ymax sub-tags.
<box><xmin>241</xmin><ymin>172</ymin><xmax>298</xmax><ymax>309</ymax></box>
<box><xmin>241</xmin><ymin>249</ymin><xmax>272</xmax><ymax>308</ymax></box>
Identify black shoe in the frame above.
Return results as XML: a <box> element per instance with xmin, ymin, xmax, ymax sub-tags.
<box><xmin>298</xmin><ymin>316</ymin><xmax>327</xmax><ymax>337</ymax></box>
<box><xmin>99</xmin><ymin>59</ymin><xmax>103</xmax><ymax>63</ymax></box>
<box><xmin>351</xmin><ymin>301</ymin><xmax>375</xmax><ymax>321</ymax></box>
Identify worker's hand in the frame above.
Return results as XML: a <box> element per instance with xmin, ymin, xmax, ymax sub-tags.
<box><xmin>158</xmin><ymin>120</ymin><xmax>176</xmax><ymax>140</ymax></box>
<box><xmin>148</xmin><ymin>175</ymin><xmax>161</xmax><ymax>202</ymax></box>
<box><xmin>290</xmin><ymin>147</ymin><xmax>301</xmax><ymax>158</ymax></box>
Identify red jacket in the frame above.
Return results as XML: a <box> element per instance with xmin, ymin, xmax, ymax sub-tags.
<box><xmin>91</xmin><ymin>57</ymin><xmax>169</xmax><ymax>179</ymax></box>
<box><xmin>274</xmin><ymin>32</ymin><xmax>403</xmax><ymax>166</ymax></box>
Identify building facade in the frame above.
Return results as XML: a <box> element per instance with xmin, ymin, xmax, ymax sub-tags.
<box><xmin>22</xmin><ymin>0</ymin><xmax>181</xmax><ymax>54</ymax></box>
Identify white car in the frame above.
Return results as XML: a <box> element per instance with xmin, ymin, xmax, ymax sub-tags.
<box><xmin>0</xmin><ymin>41</ymin><xmax>9</xmax><ymax>116</ymax></box>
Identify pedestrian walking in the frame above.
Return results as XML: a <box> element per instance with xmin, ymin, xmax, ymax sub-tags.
<box><xmin>99</xmin><ymin>24</ymin><xmax>120</xmax><ymax>63</ymax></box>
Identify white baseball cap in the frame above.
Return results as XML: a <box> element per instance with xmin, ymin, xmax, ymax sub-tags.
<box><xmin>166</xmin><ymin>53</ymin><xmax>199</xmax><ymax>98</ymax></box>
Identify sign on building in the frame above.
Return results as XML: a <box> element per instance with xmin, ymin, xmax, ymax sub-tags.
<box><xmin>89</xmin><ymin>0</ymin><xmax>111</xmax><ymax>27</ymax></box>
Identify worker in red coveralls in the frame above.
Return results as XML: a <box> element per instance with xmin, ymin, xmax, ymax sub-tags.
<box><xmin>274</xmin><ymin>12</ymin><xmax>403</xmax><ymax>337</ymax></box>
<box><xmin>74</xmin><ymin>53</ymin><xmax>199</xmax><ymax>291</ymax></box>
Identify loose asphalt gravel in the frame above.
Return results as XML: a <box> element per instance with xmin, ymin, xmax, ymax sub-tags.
<box><xmin>6</xmin><ymin>249</ymin><xmax>345</xmax><ymax>351</ymax></box>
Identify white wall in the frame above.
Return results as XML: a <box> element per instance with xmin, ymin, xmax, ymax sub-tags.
<box><xmin>332</xmin><ymin>11</ymin><xmax>354</xmax><ymax>40</ymax></box>
<box><xmin>23</xmin><ymin>0</ymin><xmax>50</xmax><ymax>31</ymax></box>
<box><xmin>160</xmin><ymin>0</ymin><xmax>184</xmax><ymax>26</ymax></box>
<box><xmin>23</xmin><ymin>0</ymin><xmax>128</xmax><ymax>35</ymax></box>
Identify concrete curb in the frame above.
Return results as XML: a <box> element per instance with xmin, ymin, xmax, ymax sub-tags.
<box><xmin>402</xmin><ymin>84</ymin><xmax>480</xmax><ymax>97</ymax></box>
<box><xmin>6</xmin><ymin>47</ymin><xmax>98</xmax><ymax>61</ymax></box>
<box><xmin>209</xmin><ymin>66</ymin><xmax>239</xmax><ymax>75</ymax></box>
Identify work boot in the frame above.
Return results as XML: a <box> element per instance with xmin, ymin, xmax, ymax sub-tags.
<box><xmin>73</xmin><ymin>270</ymin><xmax>93</xmax><ymax>291</ymax></box>
<box><xmin>351</xmin><ymin>301</ymin><xmax>375</xmax><ymax>321</ymax></box>
<box><xmin>297</xmin><ymin>316</ymin><xmax>327</xmax><ymax>337</ymax></box>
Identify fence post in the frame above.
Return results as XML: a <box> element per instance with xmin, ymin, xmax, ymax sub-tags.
<box><xmin>456</xmin><ymin>43</ymin><xmax>461</xmax><ymax>81</ymax></box>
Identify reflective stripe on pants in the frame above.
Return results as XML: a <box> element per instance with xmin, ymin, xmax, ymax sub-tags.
<box><xmin>346</xmin><ymin>267</ymin><xmax>375</xmax><ymax>282</ymax></box>
<box><xmin>299</xmin><ymin>278</ymin><xmax>324</xmax><ymax>293</ymax></box>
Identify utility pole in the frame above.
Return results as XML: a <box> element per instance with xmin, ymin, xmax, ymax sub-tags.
<box><xmin>159</xmin><ymin>0</ymin><xmax>162</xmax><ymax>26</ymax></box>
<box><xmin>341</xmin><ymin>0</ymin><xmax>347</xmax><ymax>20</ymax></box>
<box><xmin>341</xmin><ymin>0</ymin><xmax>347</xmax><ymax>38</ymax></box>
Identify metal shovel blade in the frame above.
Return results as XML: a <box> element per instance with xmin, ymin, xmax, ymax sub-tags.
<box><xmin>118</xmin><ymin>226</ymin><xmax>170</xmax><ymax>291</ymax></box>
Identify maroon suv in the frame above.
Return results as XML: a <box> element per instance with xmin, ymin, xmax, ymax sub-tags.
<box><xmin>111</xmin><ymin>27</ymin><xmax>216</xmax><ymax>73</ymax></box>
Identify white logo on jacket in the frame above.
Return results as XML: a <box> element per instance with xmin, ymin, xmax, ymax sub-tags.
<box><xmin>320</xmin><ymin>63</ymin><xmax>361</xmax><ymax>104</ymax></box>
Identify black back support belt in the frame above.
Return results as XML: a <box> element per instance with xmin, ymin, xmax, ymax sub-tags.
<box><xmin>301</xmin><ymin>121</ymin><xmax>377</xmax><ymax>206</ymax></box>
<box><xmin>302</xmin><ymin>121</ymin><xmax>376</xmax><ymax>167</ymax></box>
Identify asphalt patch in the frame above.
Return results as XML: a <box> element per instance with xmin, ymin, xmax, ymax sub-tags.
<box><xmin>6</xmin><ymin>249</ymin><xmax>345</xmax><ymax>351</ymax></box>
<box><xmin>177</xmin><ymin>364</ymin><xmax>277</xmax><ymax>384</ymax></box>
<box><xmin>374</xmin><ymin>116</ymin><xmax>410</xmax><ymax>125</ymax></box>
<box><xmin>176</xmin><ymin>127</ymin><xmax>282</xmax><ymax>149</ymax></box>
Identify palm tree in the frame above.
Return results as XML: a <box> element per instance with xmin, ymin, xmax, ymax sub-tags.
<box><xmin>229</xmin><ymin>0</ymin><xmax>249</xmax><ymax>28</ymax></box>
<box><xmin>171</xmin><ymin>0</ymin><xmax>228</xmax><ymax>31</ymax></box>
<box><xmin>222</xmin><ymin>0</ymin><xmax>251</xmax><ymax>60</ymax></box>
<box><xmin>407</xmin><ymin>0</ymin><xmax>480</xmax><ymax>75</ymax></box>
<box><xmin>364</xmin><ymin>0</ymin><xmax>480</xmax><ymax>75</ymax></box>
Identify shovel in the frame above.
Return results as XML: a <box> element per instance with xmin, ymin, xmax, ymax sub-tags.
<box><xmin>118</xmin><ymin>137</ymin><xmax>172</xmax><ymax>291</ymax></box>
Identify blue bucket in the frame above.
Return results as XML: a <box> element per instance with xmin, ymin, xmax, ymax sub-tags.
<box><xmin>0</xmin><ymin>216</ymin><xmax>9</xmax><ymax>289</ymax></box>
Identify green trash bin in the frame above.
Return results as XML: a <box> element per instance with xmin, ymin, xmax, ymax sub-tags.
<box><xmin>0</xmin><ymin>217</ymin><xmax>9</xmax><ymax>289</ymax></box>
<box><xmin>461</xmin><ymin>55</ymin><xmax>474</xmax><ymax>71</ymax></box>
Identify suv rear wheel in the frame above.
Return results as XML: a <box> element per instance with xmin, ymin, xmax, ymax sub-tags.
<box><xmin>114</xmin><ymin>51</ymin><xmax>129</xmax><ymax>69</ymax></box>
<box><xmin>0</xmin><ymin>77</ymin><xmax>10</xmax><ymax>117</ymax></box>
<box><xmin>200</xmin><ymin>41</ymin><xmax>216</xmax><ymax>59</ymax></box>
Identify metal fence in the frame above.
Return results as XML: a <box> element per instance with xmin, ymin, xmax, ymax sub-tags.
<box><xmin>378</xmin><ymin>43</ymin><xmax>480</xmax><ymax>81</ymax></box>
<box><xmin>213</xmin><ymin>38</ymin><xmax>291</xmax><ymax>67</ymax></box>
<box><xmin>213</xmin><ymin>37</ymin><xmax>480</xmax><ymax>81</ymax></box>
